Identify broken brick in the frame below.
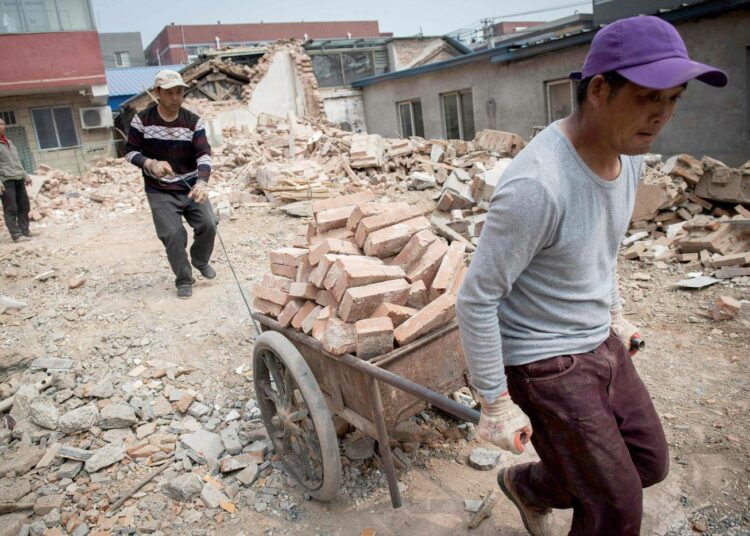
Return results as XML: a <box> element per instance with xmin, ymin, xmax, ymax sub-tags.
<box><xmin>278</xmin><ymin>299</ymin><xmax>306</xmax><ymax>328</ymax></box>
<box><xmin>331</xmin><ymin>259</ymin><xmax>406</xmax><ymax>302</ymax></box>
<box><xmin>291</xmin><ymin>301</ymin><xmax>317</xmax><ymax>330</ymax></box>
<box><xmin>406</xmin><ymin>239</ymin><xmax>449</xmax><ymax>288</ymax></box>
<box><xmin>356</xmin><ymin>317</ymin><xmax>395</xmax><ymax>359</ymax></box>
<box><xmin>372</xmin><ymin>303</ymin><xmax>417</xmax><ymax>327</ymax></box>
<box><xmin>392</xmin><ymin>229</ymin><xmax>437</xmax><ymax>268</ymax></box>
<box><xmin>252</xmin><ymin>297</ymin><xmax>283</xmax><ymax>317</ymax></box>
<box><xmin>316</xmin><ymin>205</ymin><xmax>357</xmax><ymax>232</ymax></box>
<box><xmin>270</xmin><ymin>263</ymin><xmax>297</xmax><ymax>279</ymax></box>
<box><xmin>406</xmin><ymin>280</ymin><xmax>428</xmax><ymax>309</ymax></box>
<box><xmin>252</xmin><ymin>284</ymin><xmax>291</xmax><ymax>306</ymax></box>
<box><xmin>261</xmin><ymin>273</ymin><xmax>293</xmax><ymax>292</ymax></box>
<box><xmin>312</xmin><ymin>191</ymin><xmax>375</xmax><ymax>216</ymax></box>
<box><xmin>289</xmin><ymin>282</ymin><xmax>319</xmax><ymax>300</ymax></box>
<box><xmin>346</xmin><ymin>201</ymin><xmax>410</xmax><ymax>231</ymax></box>
<box><xmin>308</xmin><ymin>238</ymin><xmax>362</xmax><ymax>266</ymax></box>
<box><xmin>321</xmin><ymin>317</ymin><xmax>357</xmax><ymax>355</ymax></box>
<box><xmin>269</xmin><ymin>247</ymin><xmax>307</xmax><ymax>267</ymax></box>
<box><xmin>301</xmin><ymin>305</ymin><xmax>323</xmax><ymax>334</ymax></box>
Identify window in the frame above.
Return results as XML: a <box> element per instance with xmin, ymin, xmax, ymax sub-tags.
<box><xmin>0</xmin><ymin>0</ymin><xmax>94</xmax><ymax>34</ymax></box>
<box><xmin>397</xmin><ymin>100</ymin><xmax>424</xmax><ymax>138</ymax></box>
<box><xmin>441</xmin><ymin>90</ymin><xmax>475</xmax><ymax>141</ymax></box>
<box><xmin>31</xmin><ymin>106</ymin><xmax>79</xmax><ymax>150</ymax></box>
<box><xmin>310</xmin><ymin>49</ymin><xmax>389</xmax><ymax>88</ymax></box>
<box><xmin>114</xmin><ymin>51</ymin><xmax>131</xmax><ymax>67</ymax></box>
<box><xmin>0</xmin><ymin>110</ymin><xmax>17</xmax><ymax>125</ymax></box>
<box><xmin>312</xmin><ymin>54</ymin><xmax>344</xmax><ymax>87</ymax></box>
<box><xmin>546</xmin><ymin>79</ymin><xmax>575</xmax><ymax>123</ymax></box>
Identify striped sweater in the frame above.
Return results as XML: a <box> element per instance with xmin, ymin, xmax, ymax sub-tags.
<box><xmin>125</xmin><ymin>105</ymin><xmax>211</xmax><ymax>193</ymax></box>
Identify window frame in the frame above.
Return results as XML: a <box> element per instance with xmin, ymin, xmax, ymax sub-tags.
<box><xmin>30</xmin><ymin>105</ymin><xmax>80</xmax><ymax>151</ymax></box>
<box><xmin>0</xmin><ymin>110</ymin><xmax>17</xmax><ymax>125</ymax></box>
<box><xmin>440</xmin><ymin>89</ymin><xmax>474</xmax><ymax>141</ymax></box>
<box><xmin>396</xmin><ymin>99</ymin><xmax>424</xmax><ymax>139</ymax></box>
<box><xmin>114</xmin><ymin>51</ymin><xmax>131</xmax><ymax>67</ymax></box>
<box><xmin>308</xmin><ymin>47</ymin><xmax>387</xmax><ymax>88</ymax></box>
<box><xmin>545</xmin><ymin>78</ymin><xmax>576</xmax><ymax>124</ymax></box>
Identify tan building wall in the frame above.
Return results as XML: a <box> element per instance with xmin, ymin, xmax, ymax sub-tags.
<box><xmin>0</xmin><ymin>92</ymin><xmax>116</xmax><ymax>176</ymax></box>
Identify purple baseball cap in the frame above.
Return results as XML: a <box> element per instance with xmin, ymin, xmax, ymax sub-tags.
<box><xmin>571</xmin><ymin>15</ymin><xmax>727</xmax><ymax>89</ymax></box>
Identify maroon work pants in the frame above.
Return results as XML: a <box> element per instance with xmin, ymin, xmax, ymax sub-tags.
<box><xmin>506</xmin><ymin>331</ymin><xmax>669</xmax><ymax>535</ymax></box>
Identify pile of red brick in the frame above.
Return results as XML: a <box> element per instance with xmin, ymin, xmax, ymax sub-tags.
<box><xmin>252</xmin><ymin>191</ymin><xmax>468</xmax><ymax>357</ymax></box>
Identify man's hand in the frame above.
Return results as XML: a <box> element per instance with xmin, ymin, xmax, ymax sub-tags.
<box><xmin>611</xmin><ymin>307</ymin><xmax>640</xmax><ymax>356</ymax></box>
<box><xmin>24</xmin><ymin>176</ymin><xmax>32</xmax><ymax>187</ymax></box>
<box><xmin>0</xmin><ymin>182</ymin><xmax>4</xmax><ymax>195</ymax></box>
<box><xmin>189</xmin><ymin>180</ymin><xmax>209</xmax><ymax>204</ymax></box>
<box><xmin>477</xmin><ymin>392</ymin><xmax>532</xmax><ymax>454</ymax></box>
<box><xmin>144</xmin><ymin>159</ymin><xmax>174</xmax><ymax>180</ymax></box>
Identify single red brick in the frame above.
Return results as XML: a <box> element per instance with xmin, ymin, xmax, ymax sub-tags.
<box><xmin>339</xmin><ymin>278</ymin><xmax>411</xmax><ymax>323</ymax></box>
<box><xmin>316</xmin><ymin>205</ymin><xmax>357</xmax><ymax>233</ymax></box>
<box><xmin>406</xmin><ymin>280</ymin><xmax>428</xmax><ymax>309</ymax></box>
<box><xmin>346</xmin><ymin>201</ymin><xmax>410</xmax><ymax>231</ymax></box>
<box><xmin>394</xmin><ymin>292</ymin><xmax>455</xmax><ymax>346</ymax></box>
<box><xmin>354</xmin><ymin>205</ymin><xmax>424</xmax><ymax>247</ymax></box>
<box><xmin>278</xmin><ymin>299</ymin><xmax>306</xmax><ymax>328</ymax></box>
<box><xmin>252</xmin><ymin>284</ymin><xmax>291</xmax><ymax>306</ymax></box>
<box><xmin>308</xmin><ymin>238</ymin><xmax>362</xmax><ymax>266</ymax></box>
<box><xmin>269</xmin><ymin>247</ymin><xmax>307</xmax><ymax>267</ymax></box>
<box><xmin>312</xmin><ymin>191</ymin><xmax>375</xmax><ymax>216</ymax></box>
<box><xmin>270</xmin><ymin>263</ymin><xmax>297</xmax><ymax>279</ymax></box>
<box><xmin>253</xmin><ymin>297</ymin><xmax>283</xmax><ymax>318</ymax></box>
<box><xmin>430</xmin><ymin>241</ymin><xmax>466</xmax><ymax>301</ymax></box>
<box><xmin>406</xmin><ymin>239</ymin><xmax>449</xmax><ymax>288</ymax></box>
<box><xmin>355</xmin><ymin>316</ymin><xmax>395</xmax><ymax>359</ymax></box>
<box><xmin>261</xmin><ymin>273</ymin><xmax>293</xmax><ymax>292</ymax></box>
<box><xmin>289</xmin><ymin>282</ymin><xmax>319</xmax><ymax>300</ymax></box>
<box><xmin>291</xmin><ymin>301</ymin><xmax>317</xmax><ymax>330</ymax></box>
<box><xmin>315</xmin><ymin>289</ymin><xmax>337</xmax><ymax>308</ymax></box>
<box><xmin>331</xmin><ymin>259</ymin><xmax>406</xmax><ymax>302</ymax></box>
<box><xmin>301</xmin><ymin>305</ymin><xmax>323</xmax><ymax>334</ymax></box>
<box><xmin>392</xmin><ymin>229</ymin><xmax>437</xmax><ymax>269</ymax></box>
<box><xmin>308</xmin><ymin>227</ymin><xmax>354</xmax><ymax>248</ymax></box>
<box><xmin>363</xmin><ymin>216</ymin><xmax>431</xmax><ymax>258</ymax></box>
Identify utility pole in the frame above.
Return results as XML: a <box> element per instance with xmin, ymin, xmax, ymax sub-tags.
<box><xmin>481</xmin><ymin>18</ymin><xmax>496</xmax><ymax>48</ymax></box>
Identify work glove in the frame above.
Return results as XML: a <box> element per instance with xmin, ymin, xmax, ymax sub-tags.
<box><xmin>611</xmin><ymin>306</ymin><xmax>640</xmax><ymax>356</ymax></box>
<box><xmin>477</xmin><ymin>391</ymin><xmax>532</xmax><ymax>455</ymax></box>
<box><xmin>144</xmin><ymin>159</ymin><xmax>174</xmax><ymax>180</ymax></box>
<box><xmin>189</xmin><ymin>180</ymin><xmax>209</xmax><ymax>204</ymax></box>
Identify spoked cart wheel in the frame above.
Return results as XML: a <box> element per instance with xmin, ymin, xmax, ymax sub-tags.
<box><xmin>252</xmin><ymin>331</ymin><xmax>342</xmax><ymax>501</ymax></box>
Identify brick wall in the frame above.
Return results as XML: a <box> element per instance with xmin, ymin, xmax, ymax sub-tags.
<box><xmin>0</xmin><ymin>92</ymin><xmax>116</xmax><ymax>176</ymax></box>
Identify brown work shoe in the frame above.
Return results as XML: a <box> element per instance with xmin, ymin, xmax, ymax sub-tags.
<box><xmin>497</xmin><ymin>466</ymin><xmax>554</xmax><ymax>536</ymax></box>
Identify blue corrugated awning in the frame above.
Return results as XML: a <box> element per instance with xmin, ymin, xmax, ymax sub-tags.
<box><xmin>105</xmin><ymin>65</ymin><xmax>183</xmax><ymax>97</ymax></box>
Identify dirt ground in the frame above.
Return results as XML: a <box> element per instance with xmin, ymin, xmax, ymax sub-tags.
<box><xmin>1</xmin><ymin>188</ymin><xmax>748</xmax><ymax>536</ymax></box>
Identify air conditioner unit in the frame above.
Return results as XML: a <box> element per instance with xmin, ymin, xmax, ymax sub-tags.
<box><xmin>79</xmin><ymin>106</ymin><xmax>113</xmax><ymax>129</ymax></box>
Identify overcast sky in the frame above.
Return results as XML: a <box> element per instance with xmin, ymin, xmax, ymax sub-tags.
<box><xmin>92</xmin><ymin>0</ymin><xmax>592</xmax><ymax>47</ymax></box>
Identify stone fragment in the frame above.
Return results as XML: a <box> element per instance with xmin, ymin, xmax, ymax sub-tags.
<box><xmin>84</xmin><ymin>444</ymin><xmax>125</xmax><ymax>473</ymax></box>
<box><xmin>30</xmin><ymin>358</ymin><xmax>74</xmax><ymax>371</ymax></box>
<box><xmin>468</xmin><ymin>448</ymin><xmax>502</xmax><ymax>471</ymax></box>
<box><xmin>201</xmin><ymin>482</ymin><xmax>230</xmax><ymax>509</ymax></box>
<box><xmin>57</xmin><ymin>404</ymin><xmax>99</xmax><ymax>434</ymax></box>
<box><xmin>99</xmin><ymin>403</ymin><xmax>137</xmax><ymax>429</ymax></box>
<box><xmin>187</xmin><ymin>402</ymin><xmax>210</xmax><ymax>418</ymax></box>
<box><xmin>712</xmin><ymin>295</ymin><xmax>742</xmax><ymax>320</ymax></box>
<box><xmin>33</xmin><ymin>494</ymin><xmax>64</xmax><ymax>515</ymax></box>
<box><xmin>58</xmin><ymin>460</ymin><xmax>83</xmax><ymax>479</ymax></box>
<box><xmin>162</xmin><ymin>472</ymin><xmax>203</xmax><ymax>501</ymax></box>
<box><xmin>35</xmin><ymin>442</ymin><xmax>61</xmax><ymax>469</ymax></box>
<box><xmin>86</xmin><ymin>378</ymin><xmax>114</xmax><ymax>398</ymax></box>
<box><xmin>220</xmin><ymin>426</ymin><xmax>243</xmax><ymax>456</ymax></box>
<box><xmin>57</xmin><ymin>446</ymin><xmax>93</xmax><ymax>461</ymax></box>
<box><xmin>136</xmin><ymin>422</ymin><xmax>156</xmax><ymax>439</ymax></box>
<box><xmin>29</xmin><ymin>399</ymin><xmax>60</xmax><ymax>430</ymax></box>
<box><xmin>180</xmin><ymin>430</ymin><xmax>224</xmax><ymax>466</ymax></box>
<box><xmin>235</xmin><ymin>463</ymin><xmax>259</xmax><ymax>486</ymax></box>
<box><xmin>0</xmin><ymin>448</ymin><xmax>44</xmax><ymax>477</ymax></box>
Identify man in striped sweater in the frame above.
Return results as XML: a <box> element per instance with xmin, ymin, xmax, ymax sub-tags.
<box><xmin>125</xmin><ymin>70</ymin><xmax>216</xmax><ymax>299</ymax></box>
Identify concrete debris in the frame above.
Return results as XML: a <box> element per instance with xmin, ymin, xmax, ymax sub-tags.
<box><xmin>467</xmin><ymin>448</ymin><xmax>503</xmax><ymax>471</ymax></box>
<box><xmin>162</xmin><ymin>472</ymin><xmax>203</xmax><ymax>502</ymax></box>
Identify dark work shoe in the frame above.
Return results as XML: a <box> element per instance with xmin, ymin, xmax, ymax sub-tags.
<box><xmin>194</xmin><ymin>263</ymin><xmax>216</xmax><ymax>279</ymax></box>
<box><xmin>22</xmin><ymin>230</ymin><xmax>36</xmax><ymax>237</ymax></box>
<box><xmin>497</xmin><ymin>466</ymin><xmax>554</xmax><ymax>536</ymax></box>
<box><xmin>12</xmin><ymin>235</ymin><xmax>30</xmax><ymax>242</ymax></box>
<box><xmin>177</xmin><ymin>285</ymin><xmax>193</xmax><ymax>299</ymax></box>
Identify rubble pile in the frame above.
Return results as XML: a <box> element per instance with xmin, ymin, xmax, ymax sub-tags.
<box><xmin>27</xmin><ymin>161</ymin><xmax>145</xmax><ymax>223</ymax></box>
<box><xmin>252</xmin><ymin>191</ymin><xmax>470</xmax><ymax>357</ymax></box>
<box><xmin>622</xmin><ymin>154</ymin><xmax>750</xmax><ymax>282</ymax></box>
<box><xmin>0</xmin><ymin>356</ymin><xmax>284</xmax><ymax>534</ymax></box>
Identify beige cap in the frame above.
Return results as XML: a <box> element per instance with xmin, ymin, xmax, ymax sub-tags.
<box><xmin>154</xmin><ymin>70</ymin><xmax>188</xmax><ymax>89</ymax></box>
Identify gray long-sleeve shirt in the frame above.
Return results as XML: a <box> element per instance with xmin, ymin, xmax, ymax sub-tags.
<box><xmin>456</xmin><ymin>122</ymin><xmax>643</xmax><ymax>402</ymax></box>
